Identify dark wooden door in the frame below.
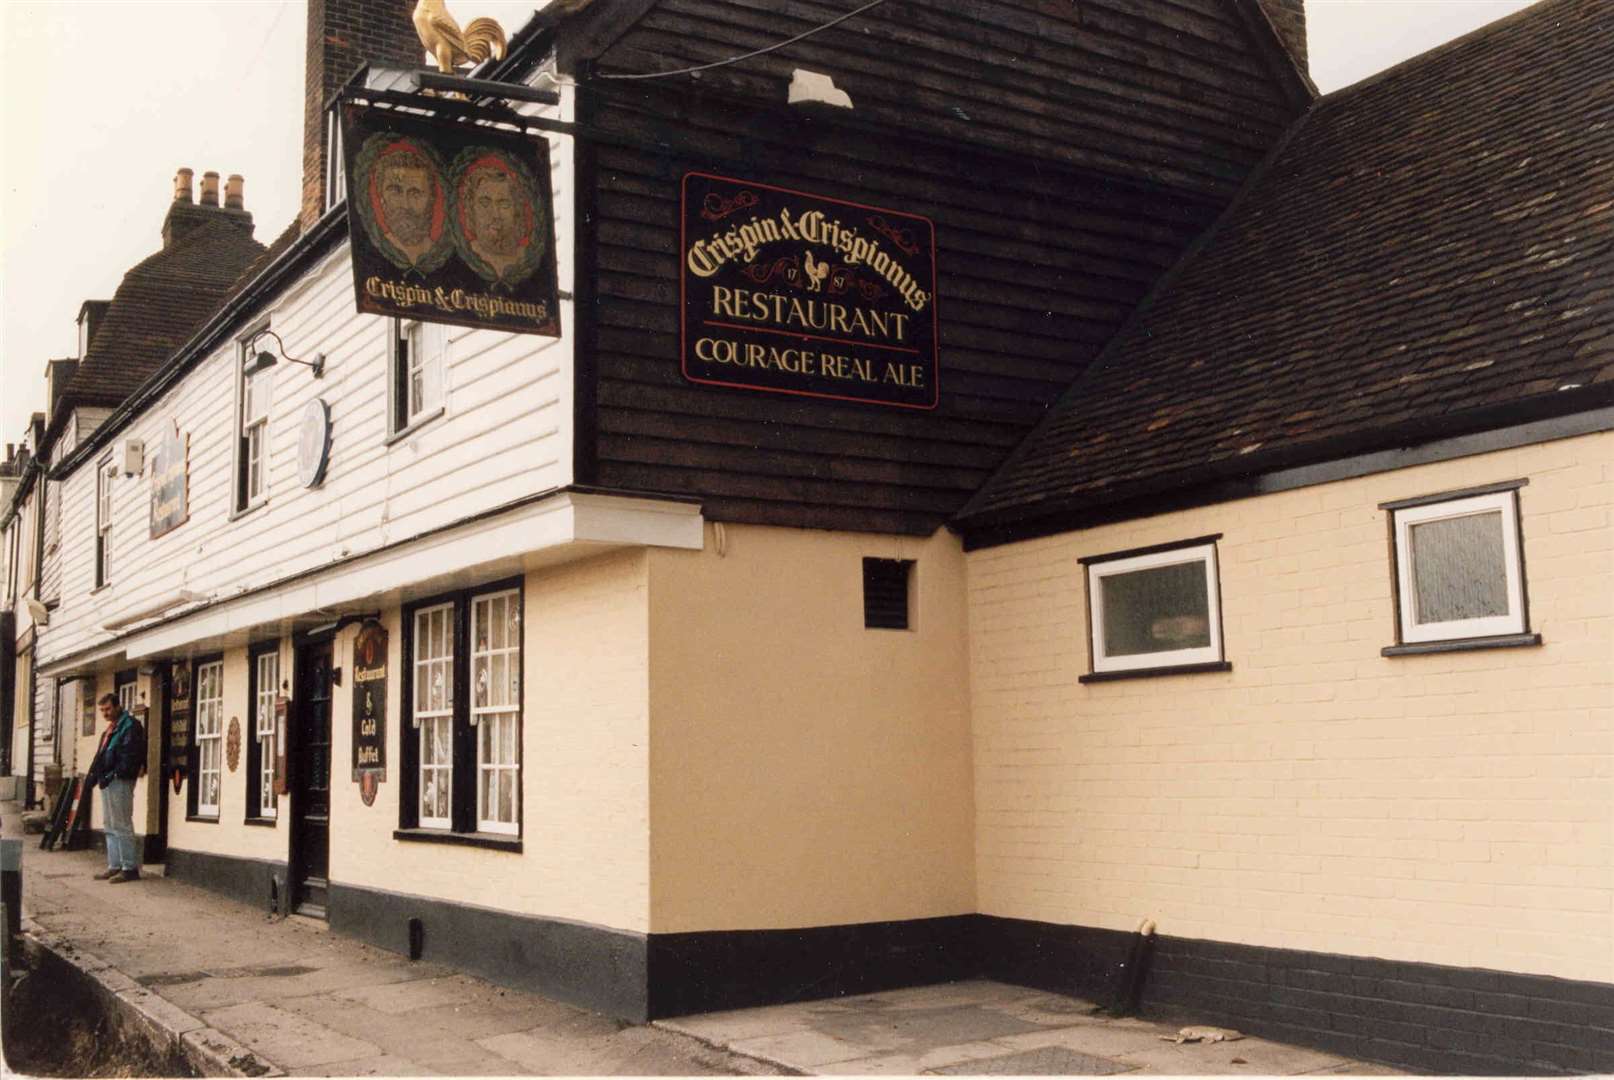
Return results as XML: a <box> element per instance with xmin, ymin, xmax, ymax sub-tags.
<box><xmin>291</xmin><ymin>640</ymin><xmax>333</xmax><ymax>917</ymax></box>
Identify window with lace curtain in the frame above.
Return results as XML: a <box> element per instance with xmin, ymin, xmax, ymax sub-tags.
<box><xmin>400</xmin><ymin>579</ymin><xmax>522</xmax><ymax>845</ymax></box>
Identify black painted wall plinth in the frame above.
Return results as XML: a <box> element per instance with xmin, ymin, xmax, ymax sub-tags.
<box><xmin>649</xmin><ymin>914</ymin><xmax>979</xmax><ymax>1019</ymax></box>
<box><xmin>329</xmin><ymin>882</ymin><xmax>651</xmax><ymax>1022</ymax></box>
<box><xmin>976</xmin><ymin>916</ymin><xmax>1614</xmax><ymax>1076</ymax></box>
<box><xmin>165</xmin><ymin>847</ymin><xmax>286</xmax><ymax>913</ymax></box>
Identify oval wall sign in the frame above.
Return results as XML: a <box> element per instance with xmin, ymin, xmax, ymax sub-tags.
<box><xmin>298</xmin><ymin>399</ymin><xmax>332</xmax><ymax>488</ymax></box>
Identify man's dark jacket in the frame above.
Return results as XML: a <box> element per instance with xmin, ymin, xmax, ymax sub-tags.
<box><xmin>90</xmin><ymin>710</ymin><xmax>146</xmax><ymax>788</ymax></box>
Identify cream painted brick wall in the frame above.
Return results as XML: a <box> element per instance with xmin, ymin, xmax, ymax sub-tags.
<box><xmin>166</xmin><ymin>645</ymin><xmax>289</xmax><ymax>865</ymax></box>
<box><xmin>330</xmin><ymin>550</ymin><xmax>651</xmax><ymax>933</ymax></box>
<box><xmin>968</xmin><ymin>432</ymin><xmax>1614</xmax><ymax>982</ymax></box>
<box><xmin>648</xmin><ymin>525</ymin><xmax>976</xmax><ymax>933</ymax></box>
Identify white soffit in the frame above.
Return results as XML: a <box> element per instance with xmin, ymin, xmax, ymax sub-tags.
<box><xmin>119</xmin><ymin>490</ymin><xmax>702</xmax><ymax>660</ymax></box>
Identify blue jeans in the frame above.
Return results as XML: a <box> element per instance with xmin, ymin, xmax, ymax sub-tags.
<box><xmin>101</xmin><ymin>779</ymin><xmax>137</xmax><ymax>871</ymax></box>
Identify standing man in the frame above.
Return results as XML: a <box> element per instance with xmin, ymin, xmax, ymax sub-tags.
<box><xmin>87</xmin><ymin>693</ymin><xmax>145</xmax><ymax>883</ymax></box>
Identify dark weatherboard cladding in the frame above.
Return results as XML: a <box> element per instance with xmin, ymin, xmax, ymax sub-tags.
<box><xmin>567</xmin><ymin>0</ymin><xmax>1310</xmax><ymax>535</ymax></box>
<box><xmin>681</xmin><ymin>173</ymin><xmax>938</xmax><ymax>409</ymax></box>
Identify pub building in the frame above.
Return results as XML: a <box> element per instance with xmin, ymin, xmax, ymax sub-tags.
<box><xmin>9</xmin><ymin>0</ymin><xmax>1611</xmax><ymax>1073</ymax></box>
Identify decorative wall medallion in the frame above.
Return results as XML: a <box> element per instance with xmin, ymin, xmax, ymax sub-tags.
<box><xmin>297</xmin><ymin>399</ymin><xmax>332</xmax><ymax>488</ymax></box>
<box><xmin>226</xmin><ymin>716</ymin><xmax>242</xmax><ymax>773</ymax></box>
<box><xmin>360</xmin><ymin>771</ymin><xmax>379</xmax><ymax>807</ymax></box>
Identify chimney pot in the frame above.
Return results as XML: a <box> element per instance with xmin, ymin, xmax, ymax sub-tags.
<box><xmin>225</xmin><ymin>174</ymin><xmax>245</xmax><ymax>210</ymax></box>
<box><xmin>174</xmin><ymin>167</ymin><xmax>194</xmax><ymax>203</ymax></box>
<box><xmin>200</xmin><ymin>171</ymin><xmax>220</xmax><ymax>207</ymax></box>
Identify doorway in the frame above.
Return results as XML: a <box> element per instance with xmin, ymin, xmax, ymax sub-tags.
<box><xmin>289</xmin><ymin>639</ymin><xmax>333</xmax><ymax>917</ymax></box>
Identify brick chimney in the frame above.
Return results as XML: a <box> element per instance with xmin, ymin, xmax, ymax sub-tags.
<box><xmin>1257</xmin><ymin>0</ymin><xmax>1308</xmax><ymax>76</ymax></box>
<box><xmin>162</xmin><ymin>165</ymin><xmax>255</xmax><ymax>249</ymax></box>
<box><xmin>44</xmin><ymin>359</ymin><xmax>78</xmax><ymax>418</ymax></box>
<box><xmin>302</xmin><ymin>0</ymin><xmax>424</xmax><ymax>228</ymax></box>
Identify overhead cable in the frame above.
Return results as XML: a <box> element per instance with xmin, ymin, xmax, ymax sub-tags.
<box><xmin>593</xmin><ymin>0</ymin><xmax>889</xmax><ymax>80</ymax></box>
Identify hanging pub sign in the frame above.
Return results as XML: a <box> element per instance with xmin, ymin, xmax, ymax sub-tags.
<box><xmin>149</xmin><ymin>420</ymin><xmax>189</xmax><ymax>539</ymax></box>
<box><xmin>168</xmin><ymin>661</ymin><xmax>192</xmax><ymax>792</ymax></box>
<box><xmin>341</xmin><ymin>103</ymin><xmax>560</xmax><ymax>337</ymax></box>
<box><xmin>352</xmin><ymin>621</ymin><xmax>387</xmax><ymax>801</ymax></box>
<box><xmin>681</xmin><ymin>172</ymin><xmax>939</xmax><ymax>409</ymax></box>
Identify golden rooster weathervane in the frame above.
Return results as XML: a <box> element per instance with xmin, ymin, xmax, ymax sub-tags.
<box><xmin>413</xmin><ymin>0</ymin><xmax>508</xmax><ymax>73</ymax></box>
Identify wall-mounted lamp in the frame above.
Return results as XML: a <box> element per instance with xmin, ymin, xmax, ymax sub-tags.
<box><xmin>245</xmin><ymin>328</ymin><xmax>325</xmax><ymax>378</ymax></box>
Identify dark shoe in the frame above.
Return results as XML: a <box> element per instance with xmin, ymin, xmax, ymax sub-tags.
<box><xmin>93</xmin><ymin>868</ymin><xmax>119</xmax><ymax>880</ymax></box>
<box><xmin>108</xmin><ymin>870</ymin><xmax>140</xmax><ymax>884</ymax></box>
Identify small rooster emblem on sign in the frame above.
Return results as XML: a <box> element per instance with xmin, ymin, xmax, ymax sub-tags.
<box><xmin>802</xmin><ymin>250</ymin><xmax>830</xmax><ymax>292</ymax></box>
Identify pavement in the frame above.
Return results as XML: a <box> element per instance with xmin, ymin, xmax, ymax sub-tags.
<box><xmin>4</xmin><ymin>800</ymin><xmax>1400</xmax><ymax>1076</ymax></box>
<box><xmin>658</xmin><ymin>985</ymin><xmax>1402</xmax><ymax>1076</ymax></box>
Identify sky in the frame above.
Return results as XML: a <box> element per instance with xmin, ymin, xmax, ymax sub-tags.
<box><xmin>0</xmin><ymin>0</ymin><xmax>1539</xmax><ymax>442</ymax></box>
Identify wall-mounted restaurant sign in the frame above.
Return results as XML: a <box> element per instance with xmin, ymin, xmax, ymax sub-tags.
<box><xmin>352</xmin><ymin>620</ymin><xmax>388</xmax><ymax>806</ymax></box>
<box><xmin>149</xmin><ymin>420</ymin><xmax>189</xmax><ymax>539</ymax></box>
<box><xmin>681</xmin><ymin>173</ymin><xmax>939</xmax><ymax>409</ymax></box>
<box><xmin>341</xmin><ymin>104</ymin><xmax>561</xmax><ymax>337</ymax></box>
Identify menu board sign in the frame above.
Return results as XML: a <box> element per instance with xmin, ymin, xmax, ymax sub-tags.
<box><xmin>352</xmin><ymin>621</ymin><xmax>388</xmax><ymax>784</ymax></box>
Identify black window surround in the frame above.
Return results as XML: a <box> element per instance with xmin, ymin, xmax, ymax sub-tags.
<box><xmin>245</xmin><ymin>639</ymin><xmax>281</xmax><ymax>823</ymax></box>
<box><xmin>233</xmin><ymin>320</ymin><xmax>272</xmax><ymax>517</ymax></box>
<box><xmin>94</xmin><ymin>458</ymin><xmax>115</xmax><ymax>589</ymax></box>
<box><xmin>1079</xmin><ymin>534</ymin><xmax>1230</xmax><ymax>683</ymax></box>
<box><xmin>399</xmin><ymin>576</ymin><xmax>524</xmax><ymax>849</ymax></box>
<box><xmin>186</xmin><ymin>653</ymin><xmax>224</xmax><ymax>822</ymax></box>
<box><xmin>1381</xmin><ymin>479</ymin><xmax>1540</xmax><ymax>656</ymax></box>
<box><xmin>388</xmin><ymin>317</ymin><xmax>447</xmax><ymax>440</ymax></box>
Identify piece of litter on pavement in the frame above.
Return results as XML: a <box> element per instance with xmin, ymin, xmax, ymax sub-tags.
<box><xmin>1162</xmin><ymin>1025</ymin><xmax>1245</xmax><ymax>1044</ymax></box>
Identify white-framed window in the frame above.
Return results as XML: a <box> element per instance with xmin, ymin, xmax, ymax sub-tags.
<box><xmin>391</xmin><ymin>318</ymin><xmax>445</xmax><ymax>434</ymax></box>
<box><xmin>413</xmin><ymin>602</ymin><xmax>455</xmax><ymax>829</ymax></box>
<box><xmin>472</xmin><ymin>589</ymin><xmax>521</xmax><ymax>834</ymax></box>
<box><xmin>238</xmin><ymin>353</ymin><xmax>273</xmax><ymax>510</ymax></box>
<box><xmin>116</xmin><ymin>675</ymin><xmax>138</xmax><ymax>715</ymax></box>
<box><xmin>1388</xmin><ymin>486</ymin><xmax>1529</xmax><ymax>645</ymax></box>
<box><xmin>1084</xmin><ymin>538</ymin><xmax>1225</xmax><ymax>675</ymax></box>
<box><xmin>195</xmin><ymin>660</ymin><xmax>224</xmax><ymax>817</ymax></box>
<box><xmin>403</xmin><ymin>580</ymin><xmax>523</xmax><ymax>839</ymax></box>
<box><xmin>95</xmin><ymin>459</ymin><xmax>115</xmax><ymax>587</ymax></box>
<box><xmin>254</xmin><ymin>649</ymin><xmax>280</xmax><ymax>819</ymax></box>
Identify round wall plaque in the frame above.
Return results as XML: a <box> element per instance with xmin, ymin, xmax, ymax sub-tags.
<box><xmin>297</xmin><ymin>399</ymin><xmax>332</xmax><ymax>488</ymax></box>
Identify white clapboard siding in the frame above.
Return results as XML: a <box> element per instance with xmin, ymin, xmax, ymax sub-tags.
<box><xmin>41</xmin><ymin>85</ymin><xmax>576</xmax><ymax>668</ymax></box>
<box><xmin>40</xmin><ymin>477</ymin><xmax>63</xmax><ymax>604</ymax></box>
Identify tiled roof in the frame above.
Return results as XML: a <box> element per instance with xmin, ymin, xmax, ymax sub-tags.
<box><xmin>957</xmin><ymin>0</ymin><xmax>1613</xmax><ymax>533</ymax></box>
<box><xmin>63</xmin><ymin>217</ymin><xmax>266</xmax><ymax>405</ymax></box>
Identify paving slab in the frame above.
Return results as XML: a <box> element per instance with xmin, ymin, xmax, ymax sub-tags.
<box><xmin>201</xmin><ymin>1001</ymin><xmax>385</xmax><ymax>1069</ymax></box>
<box><xmin>933</xmin><ymin>1045</ymin><xmax>1137</xmax><ymax>1074</ymax></box>
<box><xmin>296</xmin><ymin>1053</ymin><xmax>442</xmax><ymax>1076</ymax></box>
<box><xmin>813</xmin><ymin>1039</ymin><xmax>1017</xmax><ymax>1075</ymax></box>
<box><xmin>658</xmin><ymin>981</ymin><xmax>1404</xmax><ymax>1077</ymax></box>
<box><xmin>729</xmin><ymin>1028</ymin><xmax>886</xmax><ymax>1068</ymax></box>
<box><xmin>332</xmin><ymin>974</ymin><xmax>471</xmax><ymax>1014</ymax></box>
<box><xmin>1113</xmin><ymin>1036</ymin><xmax>1348</xmax><ymax>1076</ymax></box>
